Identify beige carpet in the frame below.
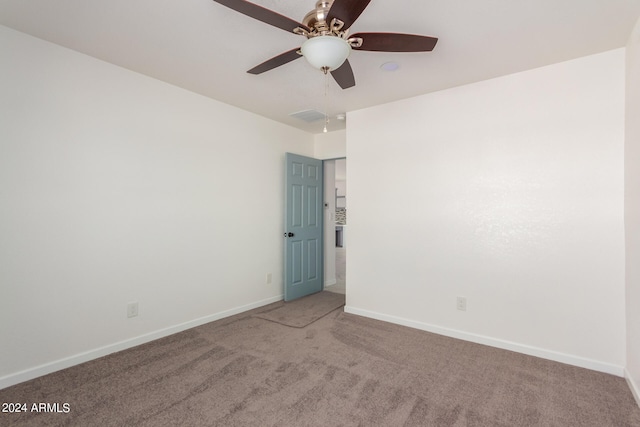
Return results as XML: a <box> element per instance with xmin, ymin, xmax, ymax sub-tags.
<box><xmin>253</xmin><ymin>291</ymin><xmax>345</xmax><ymax>327</ymax></box>
<box><xmin>1</xmin><ymin>302</ymin><xmax>639</xmax><ymax>426</ymax></box>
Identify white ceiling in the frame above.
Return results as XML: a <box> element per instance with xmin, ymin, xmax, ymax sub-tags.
<box><xmin>1</xmin><ymin>0</ymin><xmax>639</xmax><ymax>134</ymax></box>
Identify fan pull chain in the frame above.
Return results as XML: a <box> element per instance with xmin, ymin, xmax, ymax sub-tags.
<box><xmin>323</xmin><ymin>68</ymin><xmax>330</xmax><ymax>133</ymax></box>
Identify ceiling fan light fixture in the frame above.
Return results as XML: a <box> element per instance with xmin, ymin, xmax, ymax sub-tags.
<box><xmin>301</xmin><ymin>35</ymin><xmax>351</xmax><ymax>71</ymax></box>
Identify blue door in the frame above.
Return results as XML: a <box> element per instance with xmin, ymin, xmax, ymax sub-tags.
<box><xmin>284</xmin><ymin>153</ymin><xmax>323</xmax><ymax>301</ymax></box>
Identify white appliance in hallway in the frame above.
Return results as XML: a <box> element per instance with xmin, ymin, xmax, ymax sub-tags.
<box><xmin>335</xmin><ymin>159</ymin><xmax>347</xmax><ymax>248</ymax></box>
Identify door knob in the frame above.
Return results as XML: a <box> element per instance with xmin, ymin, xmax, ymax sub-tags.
<box><xmin>284</xmin><ymin>232</ymin><xmax>294</xmax><ymax>237</ymax></box>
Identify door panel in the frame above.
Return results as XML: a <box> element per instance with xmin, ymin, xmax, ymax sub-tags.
<box><xmin>307</xmin><ymin>239</ymin><xmax>318</xmax><ymax>279</ymax></box>
<box><xmin>284</xmin><ymin>153</ymin><xmax>323</xmax><ymax>301</ymax></box>
<box><xmin>291</xmin><ymin>240</ymin><xmax>303</xmax><ymax>285</ymax></box>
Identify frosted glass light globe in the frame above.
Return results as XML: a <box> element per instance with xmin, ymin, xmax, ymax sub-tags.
<box><xmin>301</xmin><ymin>36</ymin><xmax>351</xmax><ymax>71</ymax></box>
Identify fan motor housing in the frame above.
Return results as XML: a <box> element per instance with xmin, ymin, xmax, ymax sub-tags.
<box><xmin>302</xmin><ymin>0</ymin><xmax>333</xmax><ymax>30</ymax></box>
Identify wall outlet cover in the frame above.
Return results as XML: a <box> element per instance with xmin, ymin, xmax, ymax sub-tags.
<box><xmin>127</xmin><ymin>302</ymin><xmax>139</xmax><ymax>318</ymax></box>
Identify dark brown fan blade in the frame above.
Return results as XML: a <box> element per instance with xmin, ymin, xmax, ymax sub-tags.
<box><xmin>213</xmin><ymin>0</ymin><xmax>308</xmax><ymax>33</ymax></box>
<box><xmin>326</xmin><ymin>0</ymin><xmax>372</xmax><ymax>30</ymax></box>
<box><xmin>352</xmin><ymin>33</ymin><xmax>438</xmax><ymax>52</ymax></box>
<box><xmin>331</xmin><ymin>59</ymin><xmax>355</xmax><ymax>89</ymax></box>
<box><xmin>247</xmin><ymin>48</ymin><xmax>302</xmax><ymax>74</ymax></box>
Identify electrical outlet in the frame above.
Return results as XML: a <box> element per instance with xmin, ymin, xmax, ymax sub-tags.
<box><xmin>266</xmin><ymin>273</ymin><xmax>272</xmax><ymax>284</ymax></box>
<box><xmin>456</xmin><ymin>297</ymin><xmax>467</xmax><ymax>311</ymax></box>
<box><xmin>127</xmin><ymin>302</ymin><xmax>139</xmax><ymax>318</ymax></box>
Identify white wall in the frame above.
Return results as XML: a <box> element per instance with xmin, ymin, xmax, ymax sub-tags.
<box><xmin>346</xmin><ymin>49</ymin><xmax>626</xmax><ymax>374</ymax></box>
<box><xmin>0</xmin><ymin>26</ymin><xmax>314</xmax><ymax>388</ymax></box>
<box><xmin>314</xmin><ymin>129</ymin><xmax>346</xmax><ymax>159</ymax></box>
<box><xmin>625</xmin><ymin>16</ymin><xmax>640</xmax><ymax>404</ymax></box>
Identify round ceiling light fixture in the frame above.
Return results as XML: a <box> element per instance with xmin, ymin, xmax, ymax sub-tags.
<box><xmin>380</xmin><ymin>61</ymin><xmax>400</xmax><ymax>72</ymax></box>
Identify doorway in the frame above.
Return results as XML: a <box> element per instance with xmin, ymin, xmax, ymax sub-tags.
<box><xmin>323</xmin><ymin>158</ymin><xmax>346</xmax><ymax>295</ymax></box>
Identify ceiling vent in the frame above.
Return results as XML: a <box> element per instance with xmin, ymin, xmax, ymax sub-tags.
<box><xmin>289</xmin><ymin>109</ymin><xmax>326</xmax><ymax>122</ymax></box>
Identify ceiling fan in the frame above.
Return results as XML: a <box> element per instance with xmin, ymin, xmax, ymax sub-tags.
<box><xmin>212</xmin><ymin>0</ymin><xmax>438</xmax><ymax>89</ymax></box>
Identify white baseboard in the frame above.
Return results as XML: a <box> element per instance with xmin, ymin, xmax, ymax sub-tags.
<box><xmin>626</xmin><ymin>369</ymin><xmax>640</xmax><ymax>408</ymax></box>
<box><xmin>344</xmin><ymin>305</ymin><xmax>625</xmax><ymax>377</ymax></box>
<box><xmin>0</xmin><ymin>295</ymin><xmax>283</xmax><ymax>390</ymax></box>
